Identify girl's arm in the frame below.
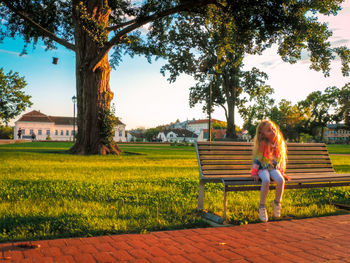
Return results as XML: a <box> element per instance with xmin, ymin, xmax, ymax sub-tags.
<box><xmin>279</xmin><ymin>167</ymin><xmax>291</xmax><ymax>181</ymax></box>
<box><xmin>251</xmin><ymin>159</ymin><xmax>260</xmax><ymax>181</ymax></box>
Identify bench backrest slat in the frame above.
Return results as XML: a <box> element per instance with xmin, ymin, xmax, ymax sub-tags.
<box><xmin>196</xmin><ymin>142</ymin><xmax>335</xmax><ymax>179</ymax></box>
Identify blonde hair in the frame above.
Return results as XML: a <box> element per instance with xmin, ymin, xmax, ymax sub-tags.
<box><xmin>252</xmin><ymin>120</ymin><xmax>287</xmax><ymax>172</ymax></box>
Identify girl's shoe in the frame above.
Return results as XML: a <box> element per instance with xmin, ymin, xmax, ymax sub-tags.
<box><xmin>273</xmin><ymin>201</ymin><xmax>281</xmax><ymax>218</ymax></box>
<box><xmin>259</xmin><ymin>207</ymin><xmax>268</xmax><ymax>222</ymax></box>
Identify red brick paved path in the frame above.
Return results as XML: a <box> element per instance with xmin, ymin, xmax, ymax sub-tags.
<box><xmin>1</xmin><ymin>214</ymin><xmax>350</xmax><ymax>263</ymax></box>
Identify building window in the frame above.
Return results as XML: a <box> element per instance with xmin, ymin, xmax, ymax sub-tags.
<box><xmin>22</xmin><ymin>129</ymin><xmax>25</xmax><ymax>135</ymax></box>
<box><xmin>46</xmin><ymin>130</ymin><xmax>50</xmax><ymax>135</ymax></box>
<box><xmin>66</xmin><ymin>130</ymin><xmax>69</xmax><ymax>136</ymax></box>
<box><xmin>71</xmin><ymin>130</ymin><xmax>75</xmax><ymax>136</ymax></box>
<box><xmin>60</xmin><ymin>130</ymin><xmax>63</xmax><ymax>135</ymax></box>
<box><xmin>55</xmin><ymin>130</ymin><xmax>58</xmax><ymax>135</ymax></box>
<box><xmin>38</xmin><ymin>130</ymin><xmax>42</xmax><ymax>135</ymax></box>
<box><xmin>119</xmin><ymin>131</ymin><xmax>122</xmax><ymax>137</ymax></box>
<box><xmin>30</xmin><ymin>129</ymin><xmax>34</xmax><ymax>135</ymax></box>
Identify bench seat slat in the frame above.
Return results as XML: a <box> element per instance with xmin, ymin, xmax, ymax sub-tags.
<box><xmin>201</xmin><ymin>160</ymin><xmax>332</xmax><ymax>165</ymax></box>
<box><xmin>202</xmin><ymin>168</ymin><xmax>335</xmax><ymax>175</ymax></box>
<box><xmin>202</xmin><ymin>173</ymin><xmax>350</xmax><ymax>182</ymax></box>
<box><xmin>199</xmin><ymin>155</ymin><xmax>331</xmax><ymax>160</ymax></box>
<box><xmin>201</xmin><ymin>164</ymin><xmax>333</xmax><ymax>170</ymax></box>
<box><xmin>199</xmin><ymin>150</ymin><xmax>328</xmax><ymax>156</ymax></box>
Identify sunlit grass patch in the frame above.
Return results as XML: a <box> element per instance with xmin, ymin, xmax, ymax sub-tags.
<box><xmin>0</xmin><ymin>142</ymin><xmax>349</xmax><ymax>242</ymax></box>
<box><xmin>327</xmin><ymin>144</ymin><xmax>350</xmax><ymax>154</ymax></box>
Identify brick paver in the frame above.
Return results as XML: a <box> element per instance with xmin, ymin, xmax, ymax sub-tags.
<box><xmin>1</xmin><ymin>214</ymin><xmax>350</xmax><ymax>262</ymax></box>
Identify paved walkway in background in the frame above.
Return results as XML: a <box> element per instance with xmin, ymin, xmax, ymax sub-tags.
<box><xmin>0</xmin><ymin>139</ymin><xmax>30</xmax><ymax>145</ymax></box>
<box><xmin>1</xmin><ymin>214</ymin><xmax>350</xmax><ymax>263</ymax></box>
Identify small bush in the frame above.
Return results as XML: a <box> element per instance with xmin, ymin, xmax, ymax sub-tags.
<box><xmin>300</xmin><ymin>133</ymin><xmax>313</xmax><ymax>143</ymax></box>
<box><xmin>0</xmin><ymin>125</ymin><xmax>13</xmax><ymax>139</ymax></box>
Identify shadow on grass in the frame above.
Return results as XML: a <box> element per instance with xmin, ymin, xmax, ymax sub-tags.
<box><xmin>0</xmin><ymin>142</ymin><xmax>72</xmax><ymax>154</ymax></box>
<box><xmin>0</xmin><ymin>214</ymin><xmax>116</xmax><ymax>243</ymax></box>
<box><xmin>0</xmin><ymin>143</ymin><xmax>143</xmax><ymax>156</ymax></box>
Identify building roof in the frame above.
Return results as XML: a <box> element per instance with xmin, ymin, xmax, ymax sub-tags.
<box><xmin>16</xmin><ymin>110</ymin><xmax>125</xmax><ymax>126</ymax></box>
<box><xmin>327</xmin><ymin>123</ymin><xmax>346</xmax><ymax>129</ymax></box>
<box><xmin>17</xmin><ymin>110</ymin><xmax>53</xmax><ymax>123</ymax></box>
<box><xmin>128</xmin><ymin>131</ymin><xmax>144</xmax><ymax>139</ymax></box>
<box><xmin>49</xmin><ymin>116</ymin><xmax>75</xmax><ymax>126</ymax></box>
<box><xmin>187</xmin><ymin>119</ymin><xmax>224</xmax><ymax>125</ymax></box>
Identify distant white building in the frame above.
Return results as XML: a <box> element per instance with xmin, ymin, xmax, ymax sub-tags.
<box><xmin>113</xmin><ymin>121</ymin><xmax>127</xmax><ymax>142</ymax></box>
<box><xmin>186</xmin><ymin>119</ymin><xmax>225</xmax><ymax>136</ymax></box>
<box><xmin>186</xmin><ymin>119</ymin><xmax>209</xmax><ymax>135</ymax></box>
<box><xmin>157</xmin><ymin>128</ymin><xmax>198</xmax><ymax>143</ymax></box>
<box><xmin>14</xmin><ymin>110</ymin><xmax>126</xmax><ymax>142</ymax></box>
<box><xmin>127</xmin><ymin>131</ymin><xmax>146</xmax><ymax>142</ymax></box>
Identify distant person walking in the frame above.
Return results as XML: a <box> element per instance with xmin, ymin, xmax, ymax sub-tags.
<box><xmin>17</xmin><ymin>128</ymin><xmax>22</xmax><ymax>139</ymax></box>
<box><xmin>251</xmin><ymin>120</ymin><xmax>290</xmax><ymax>222</ymax></box>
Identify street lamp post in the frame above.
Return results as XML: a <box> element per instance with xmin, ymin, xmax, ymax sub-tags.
<box><xmin>207</xmin><ymin>70</ymin><xmax>214</xmax><ymax>142</ymax></box>
<box><xmin>199</xmin><ymin>60</ymin><xmax>215</xmax><ymax>142</ymax></box>
<box><xmin>72</xmin><ymin>96</ymin><xmax>77</xmax><ymax>142</ymax></box>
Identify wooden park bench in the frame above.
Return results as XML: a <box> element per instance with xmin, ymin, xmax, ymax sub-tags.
<box><xmin>195</xmin><ymin>141</ymin><xmax>350</xmax><ymax>221</ymax></box>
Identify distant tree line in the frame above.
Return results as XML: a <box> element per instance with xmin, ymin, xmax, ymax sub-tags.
<box><xmin>241</xmin><ymin>83</ymin><xmax>350</xmax><ymax>142</ymax></box>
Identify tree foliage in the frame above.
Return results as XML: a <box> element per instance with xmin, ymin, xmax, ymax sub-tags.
<box><xmin>335</xmin><ymin>83</ymin><xmax>350</xmax><ymax>129</ymax></box>
<box><xmin>254</xmin><ymin>85</ymin><xmax>347</xmax><ymax>142</ymax></box>
<box><xmin>0</xmin><ymin>0</ymin><xmax>216</xmax><ymax>154</ymax></box>
<box><xmin>239</xmin><ymin>85</ymin><xmax>275</xmax><ymax>138</ymax></box>
<box><xmin>0</xmin><ymin>68</ymin><xmax>32</xmax><ymax>126</ymax></box>
<box><xmin>297</xmin><ymin>86</ymin><xmax>339</xmax><ymax>140</ymax></box>
<box><xmin>270</xmin><ymin>99</ymin><xmax>307</xmax><ymax>141</ymax></box>
<box><xmin>0</xmin><ymin>124</ymin><xmax>13</xmax><ymax>139</ymax></box>
<box><xmin>145</xmin><ymin>0</ymin><xmax>350</xmax><ymax>140</ymax></box>
<box><xmin>1</xmin><ymin>0</ymin><xmax>350</xmax><ymax>152</ymax></box>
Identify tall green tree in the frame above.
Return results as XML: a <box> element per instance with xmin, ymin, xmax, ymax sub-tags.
<box><xmin>270</xmin><ymin>99</ymin><xmax>307</xmax><ymax>141</ymax></box>
<box><xmin>149</xmin><ymin>1</ymin><xmax>350</xmax><ymax>140</ymax></box>
<box><xmin>239</xmin><ymin>85</ymin><xmax>275</xmax><ymax>138</ymax></box>
<box><xmin>156</xmin><ymin>7</ymin><xmax>271</xmax><ymax>139</ymax></box>
<box><xmin>297</xmin><ymin>87</ymin><xmax>339</xmax><ymax>141</ymax></box>
<box><xmin>0</xmin><ymin>0</ymin><xmax>216</xmax><ymax>154</ymax></box>
<box><xmin>335</xmin><ymin>83</ymin><xmax>350</xmax><ymax>129</ymax></box>
<box><xmin>1</xmin><ymin>1</ymin><xmax>349</xmax><ymax>153</ymax></box>
<box><xmin>0</xmin><ymin>68</ymin><xmax>32</xmax><ymax>126</ymax></box>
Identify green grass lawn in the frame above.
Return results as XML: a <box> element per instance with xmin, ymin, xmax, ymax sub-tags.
<box><xmin>327</xmin><ymin>144</ymin><xmax>350</xmax><ymax>154</ymax></box>
<box><xmin>0</xmin><ymin>142</ymin><xmax>349</xmax><ymax>243</ymax></box>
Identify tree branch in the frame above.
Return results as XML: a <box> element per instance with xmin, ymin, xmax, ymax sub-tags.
<box><xmin>219</xmin><ymin>103</ymin><xmax>228</xmax><ymax>120</ymax></box>
<box><xmin>1</xmin><ymin>0</ymin><xmax>75</xmax><ymax>51</ymax></box>
<box><xmin>90</xmin><ymin>0</ymin><xmax>217</xmax><ymax>71</ymax></box>
<box><xmin>107</xmin><ymin>19</ymin><xmax>137</xmax><ymax>32</ymax></box>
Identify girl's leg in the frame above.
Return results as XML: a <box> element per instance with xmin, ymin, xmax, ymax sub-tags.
<box><xmin>258</xmin><ymin>169</ymin><xmax>270</xmax><ymax>208</ymax></box>
<box><xmin>269</xmin><ymin>169</ymin><xmax>285</xmax><ymax>203</ymax></box>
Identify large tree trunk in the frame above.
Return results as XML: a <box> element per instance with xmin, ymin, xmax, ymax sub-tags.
<box><xmin>223</xmin><ymin>73</ymin><xmax>237</xmax><ymax>140</ymax></box>
<box><xmin>70</xmin><ymin>0</ymin><xmax>121</xmax><ymax>155</ymax></box>
<box><xmin>226</xmin><ymin>97</ymin><xmax>237</xmax><ymax>139</ymax></box>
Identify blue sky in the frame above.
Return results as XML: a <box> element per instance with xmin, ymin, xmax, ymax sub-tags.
<box><xmin>1</xmin><ymin>1</ymin><xmax>350</xmax><ymax>130</ymax></box>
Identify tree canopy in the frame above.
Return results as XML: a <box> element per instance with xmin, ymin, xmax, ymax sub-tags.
<box><xmin>145</xmin><ymin>1</ymin><xmax>350</xmax><ymax>140</ymax></box>
<box><xmin>0</xmin><ymin>0</ymin><xmax>349</xmax><ymax>152</ymax></box>
<box><xmin>0</xmin><ymin>68</ymin><xmax>32</xmax><ymax>126</ymax></box>
<box><xmin>248</xmin><ymin>84</ymin><xmax>350</xmax><ymax>142</ymax></box>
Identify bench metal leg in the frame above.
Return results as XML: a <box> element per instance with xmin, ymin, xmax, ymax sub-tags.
<box><xmin>198</xmin><ymin>181</ymin><xmax>205</xmax><ymax>211</ymax></box>
<box><xmin>223</xmin><ymin>185</ymin><xmax>227</xmax><ymax>221</ymax></box>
